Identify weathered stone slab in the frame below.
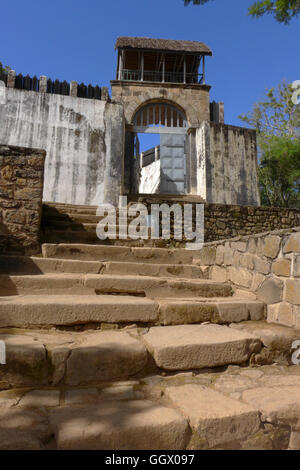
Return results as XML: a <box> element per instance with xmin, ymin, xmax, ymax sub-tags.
<box><xmin>0</xmin><ymin>255</ymin><xmax>103</xmax><ymax>275</ymax></box>
<box><xmin>19</xmin><ymin>390</ymin><xmax>60</xmax><ymax>408</ymax></box>
<box><xmin>50</xmin><ymin>400</ymin><xmax>189</xmax><ymax>450</ymax></box>
<box><xmin>210</xmin><ymin>266</ymin><xmax>227</xmax><ymax>282</ymax></box>
<box><xmin>42</xmin><ymin>244</ymin><xmax>193</xmax><ymax>264</ymax></box>
<box><xmin>215</xmin><ymin>300</ymin><xmax>265</xmax><ymax>322</ymax></box>
<box><xmin>0</xmin><ymin>295</ymin><xmax>159</xmax><ymax>327</ymax></box>
<box><xmin>293</xmin><ymin>255</ymin><xmax>300</xmax><ymax>277</ymax></box>
<box><xmin>193</xmin><ymin>246</ymin><xmax>216</xmax><ymax>265</ymax></box>
<box><xmin>275</xmin><ymin>302</ymin><xmax>295</xmax><ymax>327</ymax></box>
<box><xmin>283</xmin><ymin>232</ymin><xmax>300</xmax><ymax>253</ymax></box>
<box><xmin>285</xmin><ymin>279</ymin><xmax>300</xmax><ymax>305</ymax></box>
<box><xmin>256</xmin><ymin>277</ymin><xmax>284</xmax><ymax>304</ymax></box>
<box><xmin>165</xmin><ymin>384</ymin><xmax>260</xmax><ymax>448</ymax></box>
<box><xmin>142</xmin><ymin>324</ymin><xmax>261</xmax><ymax>370</ymax></box>
<box><xmin>158</xmin><ymin>299</ymin><xmax>264</xmax><ymax>325</ymax></box>
<box><xmin>103</xmin><ymin>261</ymin><xmax>205</xmax><ymax>279</ymax></box>
<box><xmin>253</xmin><ymin>257</ymin><xmax>271</xmax><ymax>275</ymax></box>
<box><xmin>64</xmin><ymin>389</ymin><xmax>99</xmax><ymax>406</ymax></box>
<box><xmin>0</xmin><ymin>334</ymin><xmax>47</xmax><ymax>386</ymax></box>
<box><xmin>85</xmin><ymin>274</ymin><xmax>231</xmax><ymax>298</ymax></box>
<box><xmin>65</xmin><ymin>331</ymin><xmax>148</xmax><ymax>385</ymax></box>
<box><xmin>0</xmin><ymin>407</ymin><xmax>50</xmax><ymax>449</ymax></box>
<box><xmin>0</xmin><ymin>273</ymin><xmax>91</xmax><ymax>296</ymax></box>
<box><xmin>242</xmin><ymin>386</ymin><xmax>300</xmax><ymax>424</ymax></box>
<box><xmin>228</xmin><ymin>267</ymin><xmax>253</xmax><ymax>288</ymax></box>
<box><xmin>272</xmin><ymin>258</ymin><xmax>291</xmax><ymax>277</ymax></box>
<box><xmin>230</xmin><ymin>320</ymin><xmax>300</xmax><ymax>352</ymax></box>
<box><xmin>0</xmin><ymin>430</ymin><xmax>42</xmax><ymax>450</ymax></box>
<box><xmin>213</xmin><ymin>374</ymin><xmax>255</xmax><ymax>394</ymax></box>
<box><xmin>263</xmin><ymin>236</ymin><xmax>281</xmax><ymax>259</ymax></box>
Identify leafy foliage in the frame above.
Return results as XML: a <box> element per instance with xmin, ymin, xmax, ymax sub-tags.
<box><xmin>249</xmin><ymin>0</ymin><xmax>300</xmax><ymax>24</ymax></box>
<box><xmin>184</xmin><ymin>0</ymin><xmax>300</xmax><ymax>24</ymax></box>
<box><xmin>239</xmin><ymin>81</ymin><xmax>300</xmax><ymax>208</ymax></box>
<box><xmin>239</xmin><ymin>81</ymin><xmax>300</xmax><ymax>140</ymax></box>
<box><xmin>0</xmin><ymin>62</ymin><xmax>10</xmax><ymax>75</ymax></box>
<box><xmin>259</xmin><ymin>137</ymin><xmax>300</xmax><ymax>207</ymax></box>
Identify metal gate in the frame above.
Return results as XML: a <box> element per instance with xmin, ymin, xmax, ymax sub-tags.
<box><xmin>160</xmin><ymin>134</ymin><xmax>186</xmax><ymax>194</ymax></box>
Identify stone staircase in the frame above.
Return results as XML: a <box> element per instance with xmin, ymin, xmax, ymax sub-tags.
<box><xmin>0</xmin><ymin>204</ymin><xmax>300</xmax><ymax>450</ymax></box>
<box><xmin>41</xmin><ymin>198</ymin><xmax>201</xmax><ymax>247</ymax></box>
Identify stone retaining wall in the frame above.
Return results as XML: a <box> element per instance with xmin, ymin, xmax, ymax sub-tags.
<box><xmin>0</xmin><ymin>144</ymin><xmax>45</xmax><ymax>254</ymax></box>
<box><xmin>204</xmin><ymin>203</ymin><xmax>300</xmax><ymax>242</ymax></box>
<box><xmin>129</xmin><ymin>197</ymin><xmax>300</xmax><ymax>244</ymax></box>
<box><xmin>196</xmin><ymin>227</ymin><xmax>300</xmax><ymax>329</ymax></box>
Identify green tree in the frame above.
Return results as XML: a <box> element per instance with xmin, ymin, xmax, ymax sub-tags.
<box><xmin>239</xmin><ymin>80</ymin><xmax>300</xmax><ymax>139</ymax></box>
<box><xmin>0</xmin><ymin>62</ymin><xmax>10</xmax><ymax>75</ymax></box>
<box><xmin>239</xmin><ymin>80</ymin><xmax>300</xmax><ymax>207</ymax></box>
<box><xmin>259</xmin><ymin>137</ymin><xmax>300</xmax><ymax>206</ymax></box>
<box><xmin>184</xmin><ymin>0</ymin><xmax>300</xmax><ymax>24</ymax></box>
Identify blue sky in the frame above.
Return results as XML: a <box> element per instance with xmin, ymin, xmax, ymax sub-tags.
<box><xmin>1</xmin><ymin>0</ymin><xmax>299</xmax><ymax>130</ymax></box>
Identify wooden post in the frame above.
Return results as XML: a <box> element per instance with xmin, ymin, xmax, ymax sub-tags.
<box><xmin>117</xmin><ymin>50</ymin><xmax>120</xmax><ymax>80</ymax></box>
<box><xmin>118</xmin><ymin>50</ymin><xmax>124</xmax><ymax>81</ymax></box>
<box><xmin>162</xmin><ymin>54</ymin><xmax>165</xmax><ymax>83</ymax></box>
<box><xmin>183</xmin><ymin>55</ymin><xmax>186</xmax><ymax>84</ymax></box>
<box><xmin>141</xmin><ymin>52</ymin><xmax>144</xmax><ymax>81</ymax></box>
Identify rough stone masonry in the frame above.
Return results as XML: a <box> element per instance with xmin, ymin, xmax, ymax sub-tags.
<box><xmin>0</xmin><ymin>144</ymin><xmax>45</xmax><ymax>254</ymax></box>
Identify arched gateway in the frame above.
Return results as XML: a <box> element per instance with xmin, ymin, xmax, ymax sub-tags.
<box><xmin>132</xmin><ymin>102</ymin><xmax>188</xmax><ymax>194</ymax></box>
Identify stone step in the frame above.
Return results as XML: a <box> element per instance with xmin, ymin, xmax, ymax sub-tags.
<box><xmin>0</xmin><ymin>274</ymin><xmax>233</xmax><ymax>298</ymax></box>
<box><xmin>165</xmin><ymin>385</ymin><xmax>260</xmax><ymax>449</ymax></box>
<box><xmin>42</xmin><ymin>243</ymin><xmax>195</xmax><ymax>264</ymax></box>
<box><xmin>158</xmin><ymin>298</ymin><xmax>265</xmax><ymax>325</ymax></box>
<box><xmin>0</xmin><ymin>255</ymin><xmax>207</xmax><ymax>278</ymax></box>
<box><xmin>103</xmin><ymin>261</ymin><xmax>208</xmax><ymax>279</ymax></box>
<box><xmin>43</xmin><ymin>202</ymin><xmax>98</xmax><ymax>211</ymax></box>
<box><xmin>1</xmin><ymin>363</ymin><xmax>300</xmax><ymax>450</ymax></box>
<box><xmin>0</xmin><ymin>328</ymin><xmax>149</xmax><ymax>388</ymax></box>
<box><xmin>0</xmin><ymin>255</ymin><xmax>103</xmax><ymax>275</ymax></box>
<box><xmin>0</xmin><ymin>295</ymin><xmax>265</xmax><ymax>328</ymax></box>
<box><xmin>41</xmin><ymin>231</ymin><xmax>168</xmax><ymax>246</ymax></box>
<box><xmin>42</xmin><ymin>220</ymin><xmax>98</xmax><ymax>231</ymax></box>
<box><xmin>50</xmin><ymin>400</ymin><xmax>189</xmax><ymax>450</ymax></box>
<box><xmin>0</xmin><ymin>295</ymin><xmax>159</xmax><ymax>328</ymax></box>
<box><xmin>43</xmin><ymin>212</ymin><xmax>140</xmax><ymax>221</ymax></box>
<box><xmin>41</xmin><ymin>230</ymin><xmax>103</xmax><ymax>244</ymax></box>
<box><xmin>141</xmin><ymin>324</ymin><xmax>262</xmax><ymax>370</ymax></box>
<box><xmin>43</xmin><ymin>221</ymin><xmax>149</xmax><ymax>233</ymax></box>
<box><xmin>0</xmin><ymin>322</ymin><xmax>265</xmax><ymax>389</ymax></box>
<box><xmin>41</xmin><ymin>232</ymin><xmax>191</xmax><ymax>248</ymax></box>
<box><xmin>44</xmin><ymin>213</ymin><xmax>115</xmax><ymax>224</ymax></box>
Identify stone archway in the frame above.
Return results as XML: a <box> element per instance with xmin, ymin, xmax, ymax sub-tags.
<box><xmin>132</xmin><ymin>101</ymin><xmax>188</xmax><ymax>133</ymax></box>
